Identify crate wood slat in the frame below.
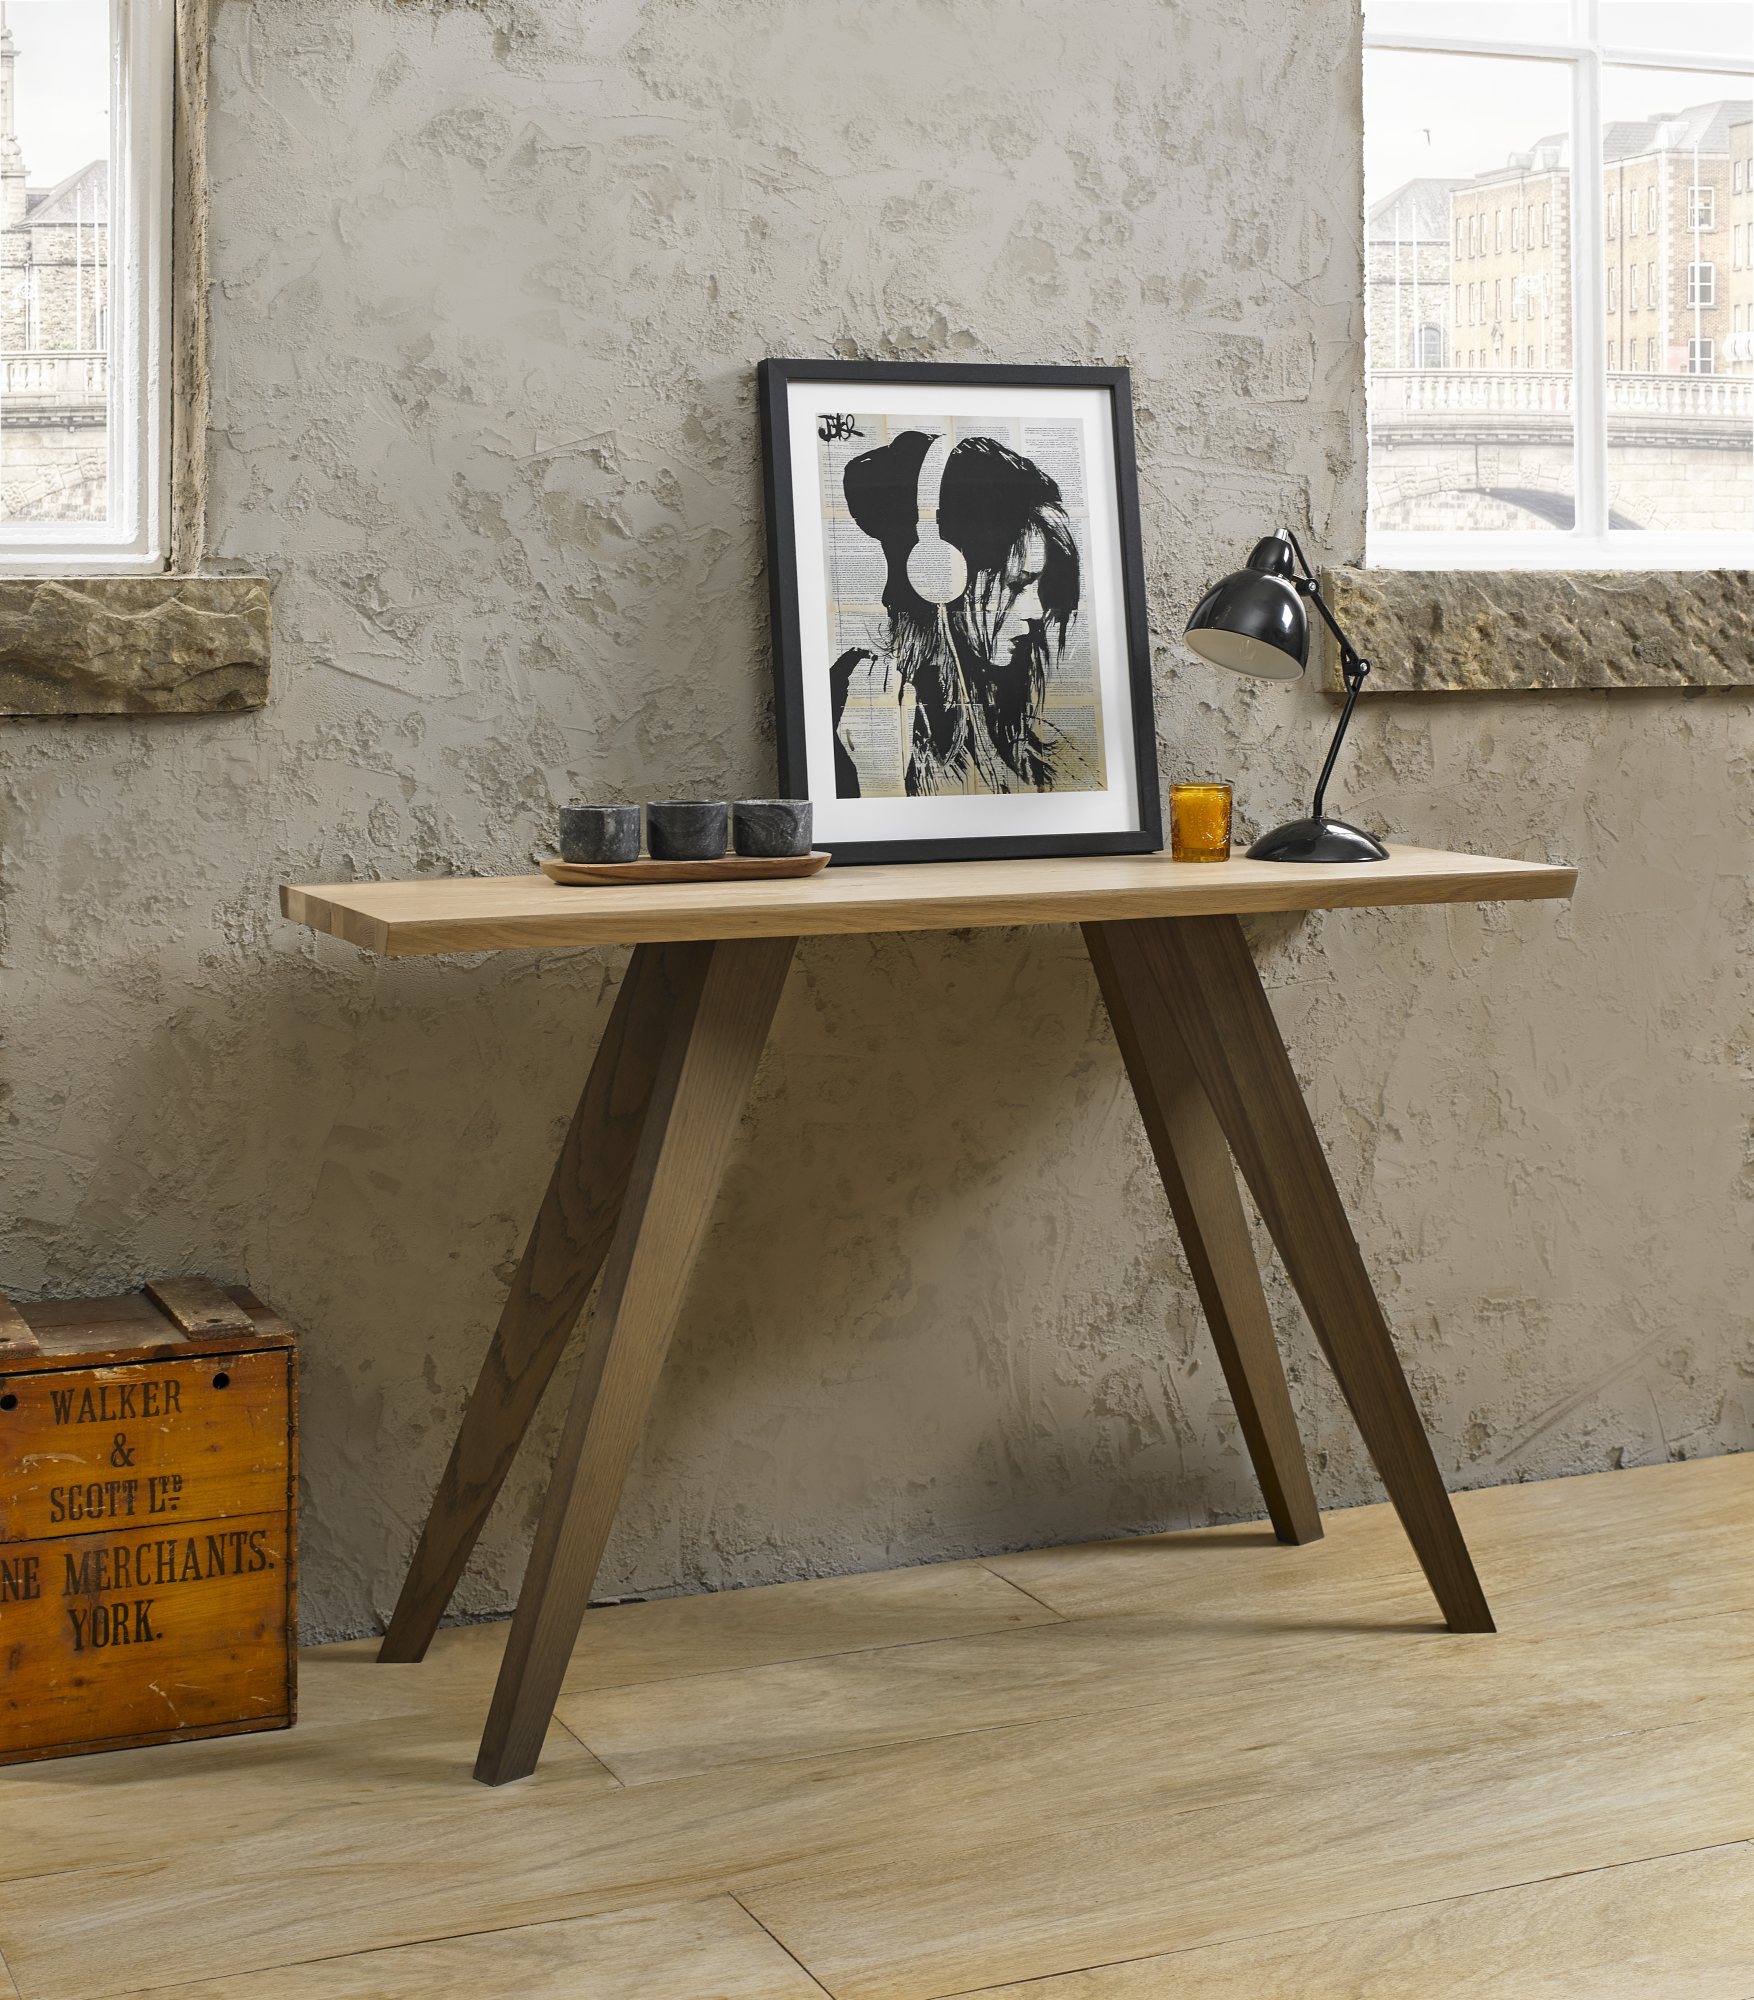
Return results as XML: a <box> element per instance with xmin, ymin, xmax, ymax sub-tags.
<box><xmin>0</xmin><ymin>1287</ymin><xmax>293</xmax><ymax>1374</ymax></box>
<box><xmin>145</xmin><ymin>1274</ymin><xmax>256</xmax><ymax>1335</ymax></box>
<box><xmin>0</xmin><ymin>1293</ymin><xmax>39</xmax><ymax>1359</ymax></box>
<box><xmin>2</xmin><ymin>1513</ymin><xmax>293</xmax><ymax>1760</ymax></box>
<box><xmin>0</xmin><ymin>1347</ymin><xmax>290</xmax><ymax>1544</ymax></box>
<box><xmin>280</xmin><ymin>845</ymin><xmax>1577</xmax><ymax>955</ymax></box>
<box><xmin>0</xmin><ymin>1280</ymin><xmax>297</xmax><ymax>1766</ymax></box>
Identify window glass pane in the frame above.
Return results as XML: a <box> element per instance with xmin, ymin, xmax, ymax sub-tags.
<box><xmin>1365</xmin><ymin>2</ymin><xmax>1572</xmax><ymax>40</ymax></box>
<box><xmin>1601</xmin><ymin>3</ymin><xmax>1753</xmax><ymax>61</ymax></box>
<box><xmin>1366</xmin><ymin>50</ymin><xmax>1576</xmax><ymax>536</ymax></box>
<box><xmin>1601</xmin><ymin>65</ymin><xmax>1753</xmax><ymax>534</ymax></box>
<box><xmin>2</xmin><ymin>0</ymin><xmax>110</xmax><ymax>529</ymax></box>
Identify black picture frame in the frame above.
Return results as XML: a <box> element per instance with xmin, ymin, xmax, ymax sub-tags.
<box><xmin>758</xmin><ymin>358</ymin><xmax>1162</xmax><ymax>867</ymax></box>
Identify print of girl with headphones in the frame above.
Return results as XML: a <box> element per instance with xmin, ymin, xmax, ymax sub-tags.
<box><xmin>828</xmin><ymin>428</ymin><xmax>1102</xmax><ymax>799</ymax></box>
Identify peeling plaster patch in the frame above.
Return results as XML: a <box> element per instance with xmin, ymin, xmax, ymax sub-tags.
<box><xmin>384</xmin><ymin>0</ymin><xmax>545</xmax><ymax>66</ymax></box>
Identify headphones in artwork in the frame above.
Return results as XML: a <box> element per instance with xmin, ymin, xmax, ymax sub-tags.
<box><xmin>905</xmin><ymin>434</ymin><xmax>968</xmax><ymax>607</ymax></box>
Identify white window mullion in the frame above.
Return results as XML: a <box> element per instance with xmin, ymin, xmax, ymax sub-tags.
<box><xmin>1361</xmin><ymin>31</ymin><xmax>1586</xmax><ymax>61</ymax></box>
<box><xmin>115</xmin><ymin>0</ymin><xmax>173</xmax><ymax>568</ymax></box>
<box><xmin>1600</xmin><ymin>45</ymin><xmax>1754</xmax><ymax>77</ymax></box>
<box><xmin>1570</xmin><ymin>19</ymin><xmax>1610</xmax><ymax>540</ymax></box>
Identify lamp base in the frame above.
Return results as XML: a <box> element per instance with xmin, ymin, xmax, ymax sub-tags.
<box><xmin>1246</xmin><ymin>815</ymin><xmax>1390</xmax><ymax>864</ymax></box>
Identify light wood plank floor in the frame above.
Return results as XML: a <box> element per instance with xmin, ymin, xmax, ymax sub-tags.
<box><xmin>3</xmin><ymin>1454</ymin><xmax>1751</xmax><ymax>1999</ymax></box>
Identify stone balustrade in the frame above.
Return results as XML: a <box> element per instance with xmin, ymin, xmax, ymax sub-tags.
<box><xmin>0</xmin><ymin>352</ymin><xmax>108</xmax><ymax>415</ymax></box>
<box><xmin>1372</xmin><ymin>366</ymin><xmax>1752</xmax><ymax>450</ymax></box>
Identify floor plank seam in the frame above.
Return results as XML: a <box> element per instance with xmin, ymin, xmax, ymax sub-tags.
<box><xmin>0</xmin><ymin>1869</ymin><xmax>85</xmax><ymax>1897</ymax></box>
<box><xmin>727</xmin><ymin>1892</ymin><xmax>838</xmax><ymax>1999</ymax></box>
<box><xmin>545</xmin><ymin>1708</ymin><xmax>626</xmax><ymax>1783</ymax></box>
<box><xmin>553</xmin><ymin>1603</ymin><xmax>1070</xmax><ymax>1700</ymax></box>
<box><xmin>96</xmin><ymin>1899</ymin><xmax>746</xmax><ymax>2000</ymax></box>
<box><xmin>580</xmin><ymin>1700</ymin><xmax>1100</xmax><ymax>1791</ymax></box>
<box><xmin>914</xmin><ymin>1835</ymin><xmax>1754</xmax><ymax>2000</ymax></box>
<box><xmin>973</xmin><ymin>1564</ymin><xmax>1073</xmax><ymax>1621</ymax></box>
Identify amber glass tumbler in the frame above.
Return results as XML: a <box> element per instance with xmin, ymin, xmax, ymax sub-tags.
<box><xmin>1170</xmin><ymin>780</ymin><xmax>1233</xmax><ymax>863</ymax></box>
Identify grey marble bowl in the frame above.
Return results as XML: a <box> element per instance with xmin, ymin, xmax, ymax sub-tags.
<box><xmin>733</xmin><ymin>799</ymin><xmax>813</xmax><ymax>858</ymax></box>
<box><xmin>558</xmin><ymin>803</ymin><xmax>641</xmax><ymax>865</ymax></box>
<box><xmin>646</xmin><ymin>799</ymin><xmax>727</xmax><ymax>861</ymax></box>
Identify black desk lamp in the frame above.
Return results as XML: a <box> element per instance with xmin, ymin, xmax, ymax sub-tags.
<box><xmin>1183</xmin><ymin>529</ymin><xmax>1388</xmax><ymax>864</ymax></box>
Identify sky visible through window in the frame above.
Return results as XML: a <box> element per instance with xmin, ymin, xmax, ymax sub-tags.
<box><xmin>1366</xmin><ymin>5</ymin><xmax>1752</xmax><ymax>194</ymax></box>
<box><xmin>11</xmin><ymin>0</ymin><xmax>107</xmax><ymax>186</ymax></box>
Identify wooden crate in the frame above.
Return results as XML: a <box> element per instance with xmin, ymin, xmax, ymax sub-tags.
<box><xmin>0</xmin><ymin>1277</ymin><xmax>297</xmax><ymax>1765</ymax></box>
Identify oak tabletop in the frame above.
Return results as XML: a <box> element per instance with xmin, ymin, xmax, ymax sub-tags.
<box><xmin>280</xmin><ymin>845</ymin><xmax>1577</xmax><ymax>957</ymax></box>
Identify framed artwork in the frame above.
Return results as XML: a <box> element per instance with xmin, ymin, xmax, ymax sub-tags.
<box><xmin>758</xmin><ymin>359</ymin><xmax>1162</xmax><ymax>866</ymax></box>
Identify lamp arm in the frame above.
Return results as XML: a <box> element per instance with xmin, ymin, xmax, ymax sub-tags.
<box><xmin>1308</xmin><ymin>646</ymin><xmax>1369</xmax><ymax>821</ymax></box>
<box><xmin>1281</xmin><ymin>530</ymin><xmax>1371</xmax><ymax>822</ymax></box>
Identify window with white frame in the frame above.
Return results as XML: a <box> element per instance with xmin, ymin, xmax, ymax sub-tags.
<box><xmin>0</xmin><ymin>1</ymin><xmax>172</xmax><ymax>575</ymax></box>
<box><xmin>1365</xmin><ymin>1</ymin><xmax>1753</xmax><ymax>568</ymax></box>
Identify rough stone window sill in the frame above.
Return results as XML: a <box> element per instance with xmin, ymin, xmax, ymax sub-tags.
<box><xmin>1317</xmin><ymin>567</ymin><xmax>1754</xmax><ymax>694</ymax></box>
<box><xmin>0</xmin><ymin>575</ymin><xmax>271</xmax><ymax>718</ymax></box>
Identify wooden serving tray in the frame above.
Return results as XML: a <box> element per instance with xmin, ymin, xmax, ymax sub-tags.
<box><xmin>540</xmin><ymin>851</ymin><xmax>831</xmax><ymax>886</ymax></box>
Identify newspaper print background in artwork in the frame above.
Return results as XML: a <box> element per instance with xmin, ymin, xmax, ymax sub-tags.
<box><xmin>816</xmin><ymin>414</ymin><xmax>1109</xmax><ymax>800</ymax></box>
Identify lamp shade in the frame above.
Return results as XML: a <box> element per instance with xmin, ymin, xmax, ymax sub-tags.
<box><xmin>1182</xmin><ymin>532</ymin><xmax>1308</xmax><ymax>682</ymax></box>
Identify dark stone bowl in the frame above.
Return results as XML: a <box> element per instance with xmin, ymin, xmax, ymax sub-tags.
<box><xmin>558</xmin><ymin>803</ymin><xmax>641</xmax><ymax>865</ymax></box>
<box><xmin>646</xmin><ymin>799</ymin><xmax>728</xmax><ymax>861</ymax></box>
<box><xmin>733</xmin><ymin>799</ymin><xmax>813</xmax><ymax>858</ymax></box>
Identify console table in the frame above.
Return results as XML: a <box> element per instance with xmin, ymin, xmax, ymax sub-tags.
<box><xmin>282</xmin><ymin>844</ymin><xmax>1575</xmax><ymax>1785</ymax></box>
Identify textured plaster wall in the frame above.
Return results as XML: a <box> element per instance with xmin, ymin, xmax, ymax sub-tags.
<box><xmin>2</xmin><ymin>0</ymin><xmax>1750</xmax><ymax>1640</ymax></box>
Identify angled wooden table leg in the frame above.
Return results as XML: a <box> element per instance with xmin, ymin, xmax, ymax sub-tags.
<box><xmin>1085</xmin><ymin>922</ymin><xmax>1322</xmax><ymax>1546</ymax></box>
<box><xmin>1125</xmin><ymin>914</ymin><xmax>1494</xmax><ymax>1634</ymax></box>
<box><xmin>379</xmin><ymin>941</ymin><xmax>713</xmax><ymax>1663</ymax></box>
<box><xmin>475</xmin><ymin>933</ymin><xmax>796</xmax><ymax>1785</ymax></box>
